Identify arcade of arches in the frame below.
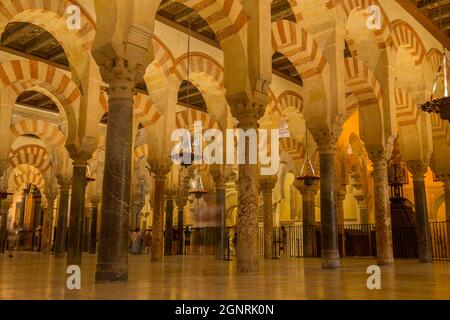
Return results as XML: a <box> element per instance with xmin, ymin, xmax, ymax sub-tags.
<box><xmin>0</xmin><ymin>0</ymin><xmax>450</xmax><ymax>299</ymax></box>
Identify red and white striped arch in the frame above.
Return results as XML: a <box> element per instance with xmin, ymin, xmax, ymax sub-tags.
<box><xmin>173</xmin><ymin>52</ymin><xmax>224</xmax><ymax>88</ymax></box>
<box><xmin>272</xmin><ymin>20</ymin><xmax>327</xmax><ymax>81</ymax></box>
<box><xmin>391</xmin><ymin>20</ymin><xmax>426</xmax><ymax>65</ymax></box>
<box><xmin>394</xmin><ymin>88</ymin><xmax>419</xmax><ymax>127</ymax></box>
<box><xmin>279</xmin><ymin>137</ymin><xmax>305</xmax><ymax>161</ymax></box>
<box><xmin>11</xmin><ymin>170</ymin><xmax>45</xmax><ymax>191</ymax></box>
<box><xmin>8</xmin><ymin>144</ymin><xmax>51</xmax><ymax>173</ymax></box>
<box><xmin>10</xmin><ymin>119</ymin><xmax>66</xmax><ymax>148</ymax></box>
<box><xmin>172</xmin><ymin>0</ymin><xmax>247</xmax><ymax>42</ymax></box>
<box><xmin>176</xmin><ymin>109</ymin><xmax>221</xmax><ymax>131</ymax></box>
<box><xmin>344</xmin><ymin>57</ymin><xmax>382</xmax><ymax>108</ymax></box>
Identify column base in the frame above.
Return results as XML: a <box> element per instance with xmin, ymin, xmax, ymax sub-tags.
<box><xmin>95</xmin><ymin>264</ymin><xmax>128</xmax><ymax>283</ymax></box>
<box><xmin>377</xmin><ymin>257</ymin><xmax>395</xmax><ymax>267</ymax></box>
<box><xmin>237</xmin><ymin>257</ymin><xmax>259</xmax><ymax>273</ymax></box>
<box><xmin>321</xmin><ymin>250</ymin><xmax>340</xmax><ymax>269</ymax></box>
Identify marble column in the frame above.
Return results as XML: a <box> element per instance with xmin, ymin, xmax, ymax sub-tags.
<box><xmin>89</xmin><ymin>198</ymin><xmax>100</xmax><ymax>254</ymax></box>
<box><xmin>41</xmin><ymin>192</ymin><xmax>56</xmax><ymax>255</ymax></box>
<box><xmin>335</xmin><ymin>188</ymin><xmax>346</xmax><ymax>225</ymax></box>
<box><xmin>67</xmin><ymin>158</ymin><xmax>88</xmax><ymax>266</ymax></box>
<box><xmin>294</xmin><ymin>180</ymin><xmax>319</xmax><ymax>258</ymax></box>
<box><xmin>441</xmin><ymin>175</ymin><xmax>450</xmax><ymax>258</ymax></box>
<box><xmin>32</xmin><ymin>190</ymin><xmax>42</xmax><ymax>230</ymax></box>
<box><xmin>211</xmin><ymin>167</ymin><xmax>226</xmax><ymax>260</ymax></box>
<box><xmin>164</xmin><ymin>191</ymin><xmax>175</xmax><ymax>256</ymax></box>
<box><xmin>0</xmin><ymin>195</ymin><xmax>12</xmax><ymax>253</ymax></box>
<box><xmin>149</xmin><ymin>160</ymin><xmax>171</xmax><ymax>262</ymax></box>
<box><xmin>175</xmin><ymin>195</ymin><xmax>187</xmax><ymax>255</ymax></box>
<box><xmin>231</xmin><ymin>104</ymin><xmax>263</xmax><ymax>273</ymax></box>
<box><xmin>368</xmin><ymin>151</ymin><xmax>394</xmax><ymax>266</ymax></box>
<box><xmin>355</xmin><ymin>196</ymin><xmax>369</xmax><ymax>224</ymax></box>
<box><xmin>259</xmin><ymin>176</ymin><xmax>277</xmax><ymax>259</ymax></box>
<box><xmin>408</xmin><ymin>161</ymin><xmax>432</xmax><ymax>263</ymax></box>
<box><xmin>315</xmin><ymin>131</ymin><xmax>340</xmax><ymax>269</ymax></box>
<box><xmin>54</xmin><ymin>179</ymin><xmax>70</xmax><ymax>258</ymax></box>
<box><xmin>96</xmin><ymin>61</ymin><xmax>135</xmax><ymax>283</ymax></box>
<box><xmin>18</xmin><ymin>189</ymin><xmax>27</xmax><ymax>229</ymax></box>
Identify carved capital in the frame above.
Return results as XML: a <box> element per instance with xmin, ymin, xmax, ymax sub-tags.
<box><xmin>210</xmin><ymin>165</ymin><xmax>226</xmax><ymax>189</ymax></box>
<box><xmin>148</xmin><ymin>159</ymin><xmax>172</xmax><ymax>181</ymax></box>
<box><xmin>89</xmin><ymin>196</ymin><xmax>101</xmax><ymax>207</ymax></box>
<box><xmin>229</xmin><ymin>96</ymin><xmax>266</xmax><ymax>130</ymax></box>
<box><xmin>294</xmin><ymin>179</ymin><xmax>320</xmax><ymax>200</ymax></box>
<box><xmin>1</xmin><ymin>195</ymin><xmax>12</xmax><ymax>212</ymax></box>
<box><xmin>175</xmin><ymin>194</ymin><xmax>188</xmax><ymax>208</ymax></box>
<box><xmin>101</xmin><ymin>58</ymin><xmax>137</xmax><ymax>99</ymax></box>
<box><xmin>310</xmin><ymin>130</ymin><xmax>338</xmax><ymax>154</ymax></box>
<box><xmin>407</xmin><ymin>160</ymin><xmax>428</xmax><ymax>182</ymax></box>
<box><xmin>259</xmin><ymin>176</ymin><xmax>278</xmax><ymax>193</ymax></box>
<box><xmin>354</xmin><ymin>195</ymin><xmax>368</xmax><ymax>210</ymax></box>
<box><xmin>57</xmin><ymin>176</ymin><xmax>71</xmax><ymax>192</ymax></box>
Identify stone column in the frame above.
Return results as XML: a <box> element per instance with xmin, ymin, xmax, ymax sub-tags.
<box><xmin>0</xmin><ymin>195</ymin><xmax>12</xmax><ymax>253</ymax></box>
<box><xmin>41</xmin><ymin>191</ymin><xmax>57</xmax><ymax>255</ymax></box>
<box><xmin>440</xmin><ymin>175</ymin><xmax>450</xmax><ymax>257</ymax></box>
<box><xmin>259</xmin><ymin>176</ymin><xmax>277</xmax><ymax>259</ymax></box>
<box><xmin>230</xmin><ymin>103</ymin><xmax>264</xmax><ymax>273</ymax></box>
<box><xmin>67</xmin><ymin>157</ymin><xmax>89</xmax><ymax>266</ymax></box>
<box><xmin>18</xmin><ymin>189</ymin><xmax>27</xmax><ymax>228</ymax></box>
<box><xmin>408</xmin><ymin>161</ymin><xmax>432</xmax><ymax>263</ymax></box>
<box><xmin>355</xmin><ymin>195</ymin><xmax>369</xmax><ymax>224</ymax></box>
<box><xmin>368</xmin><ymin>151</ymin><xmax>394</xmax><ymax>266</ymax></box>
<box><xmin>211</xmin><ymin>167</ymin><xmax>226</xmax><ymax>260</ymax></box>
<box><xmin>32</xmin><ymin>190</ymin><xmax>42</xmax><ymax>230</ymax></box>
<box><xmin>175</xmin><ymin>195</ymin><xmax>187</xmax><ymax>255</ymax></box>
<box><xmin>96</xmin><ymin>60</ymin><xmax>136</xmax><ymax>282</ymax></box>
<box><xmin>335</xmin><ymin>188</ymin><xmax>346</xmax><ymax>225</ymax></box>
<box><xmin>54</xmin><ymin>178</ymin><xmax>71</xmax><ymax>257</ymax></box>
<box><xmin>149</xmin><ymin>160</ymin><xmax>171</xmax><ymax>262</ymax></box>
<box><xmin>314</xmin><ymin>131</ymin><xmax>340</xmax><ymax>269</ymax></box>
<box><xmin>164</xmin><ymin>191</ymin><xmax>175</xmax><ymax>256</ymax></box>
<box><xmin>294</xmin><ymin>180</ymin><xmax>319</xmax><ymax>258</ymax></box>
<box><xmin>89</xmin><ymin>197</ymin><xmax>100</xmax><ymax>254</ymax></box>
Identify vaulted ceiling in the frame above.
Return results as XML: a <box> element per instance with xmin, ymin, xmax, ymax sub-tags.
<box><xmin>415</xmin><ymin>0</ymin><xmax>450</xmax><ymax>37</ymax></box>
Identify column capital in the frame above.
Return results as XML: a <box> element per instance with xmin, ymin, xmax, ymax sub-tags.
<box><xmin>336</xmin><ymin>187</ymin><xmax>347</xmax><ymax>202</ymax></box>
<box><xmin>165</xmin><ymin>189</ymin><xmax>177</xmax><ymax>200</ymax></box>
<box><xmin>406</xmin><ymin>160</ymin><xmax>429</xmax><ymax>182</ymax></box>
<box><xmin>438</xmin><ymin>173</ymin><xmax>450</xmax><ymax>187</ymax></box>
<box><xmin>310</xmin><ymin>129</ymin><xmax>338</xmax><ymax>154</ymax></box>
<box><xmin>44</xmin><ymin>188</ymin><xmax>58</xmax><ymax>203</ymax></box>
<box><xmin>57</xmin><ymin>176</ymin><xmax>71</xmax><ymax>192</ymax></box>
<box><xmin>210</xmin><ymin>165</ymin><xmax>226</xmax><ymax>189</ymax></box>
<box><xmin>89</xmin><ymin>196</ymin><xmax>101</xmax><ymax>207</ymax></box>
<box><xmin>148</xmin><ymin>159</ymin><xmax>172</xmax><ymax>181</ymax></box>
<box><xmin>354</xmin><ymin>194</ymin><xmax>368</xmax><ymax>209</ymax></box>
<box><xmin>100</xmin><ymin>58</ymin><xmax>137</xmax><ymax>99</ymax></box>
<box><xmin>229</xmin><ymin>96</ymin><xmax>265</xmax><ymax>130</ymax></box>
<box><xmin>259</xmin><ymin>175</ymin><xmax>278</xmax><ymax>193</ymax></box>
<box><xmin>175</xmin><ymin>194</ymin><xmax>188</xmax><ymax>208</ymax></box>
<box><xmin>294</xmin><ymin>179</ymin><xmax>320</xmax><ymax>200</ymax></box>
<box><xmin>1</xmin><ymin>195</ymin><xmax>12</xmax><ymax>212</ymax></box>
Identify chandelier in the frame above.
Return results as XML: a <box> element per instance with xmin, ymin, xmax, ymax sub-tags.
<box><xmin>420</xmin><ymin>11</ymin><xmax>450</xmax><ymax>122</ymax></box>
<box><xmin>296</xmin><ymin>121</ymin><xmax>320</xmax><ymax>186</ymax></box>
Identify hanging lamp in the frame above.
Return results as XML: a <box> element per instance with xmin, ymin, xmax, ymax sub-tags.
<box><xmin>296</xmin><ymin>121</ymin><xmax>320</xmax><ymax>186</ymax></box>
<box><xmin>420</xmin><ymin>7</ymin><xmax>450</xmax><ymax>122</ymax></box>
<box><xmin>189</xmin><ymin>168</ymin><xmax>208</xmax><ymax>199</ymax></box>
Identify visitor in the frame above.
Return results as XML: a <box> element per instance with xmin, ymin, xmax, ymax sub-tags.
<box><xmin>130</xmin><ymin>228</ymin><xmax>142</xmax><ymax>255</ymax></box>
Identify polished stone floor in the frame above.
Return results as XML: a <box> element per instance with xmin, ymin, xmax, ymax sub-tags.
<box><xmin>0</xmin><ymin>252</ymin><xmax>449</xmax><ymax>300</ymax></box>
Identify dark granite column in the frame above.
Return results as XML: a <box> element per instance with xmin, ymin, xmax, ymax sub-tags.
<box><xmin>89</xmin><ymin>198</ymin><xmax>100</xmax><ymax>254</ymax></box>
<box><xmin>368</xmin><ymin>150</ymin><xmax>394</xmax><ymax>266</ymax></box>
<box><xmin>295</xmin><ymin>180</ymin><xmax>319</xmax><ymax>258</ymax></box>
<box><xmin>54</xmin><ymin>178</ymin><xmax>70</xmax><ymax>257</ymax></box>
<box><xmin>164</xmin><ymin>191</ymin><xmax>175</xmax><ymax>256</ymax></box>
<box><xmin>149</xmin><ymin>160</ymin><xmax>171</xmax><ymax>262</ymax></box>
<box><xmin>211</xmin><ymin>167</ymin><xmax>226</xmax><ymax>260</ymax></box>
<box><xmin>32</xmin><ymin>190</ymin><xmax>42</xmax><ymax>230</ymax></box>
<box><xmin>41</xmin><ymin>192</ymin><xmax>56</xmax><ymax>255</ymax></box>
<box><xmin>408</xmin><ymin>161</ymin><xmax>432</xmax><ymax>263</ymax></box>
<box><xmin>67</xmin><ymin>158</ymin><xmax>88</xmax><ymax>266</ymax></box>
<box><xmin>230</xmin><ymin>104</ymin><xmax>264</xmax><ymax>273</ymax></box>
<box><xmin>0</xmin><ymin>195</ymin><xmax>12</xmax><ymax>253</ymax></box>
<box><xmin>96</xmin><ymin>62</ymin><xmax>135</xmax><ymax>283</ymax></box>
<box><xmin>175</xmin><ymin>195</ymin><xmax>187</xmax><ymax>255</ymax></box>
<box><xmin>82</xmin><ymin>213</ymin><xmax>90</xmax><ymax>252</ymax></box>
<box><xmin>314</xmin><ymin>131</ymin><xmax>340</xmax><ymax>269</ymax></box>
<box><xmin>259</xmin><ymin>176</ymin><xmax>277</xmax><ymax>259</ymax></box>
